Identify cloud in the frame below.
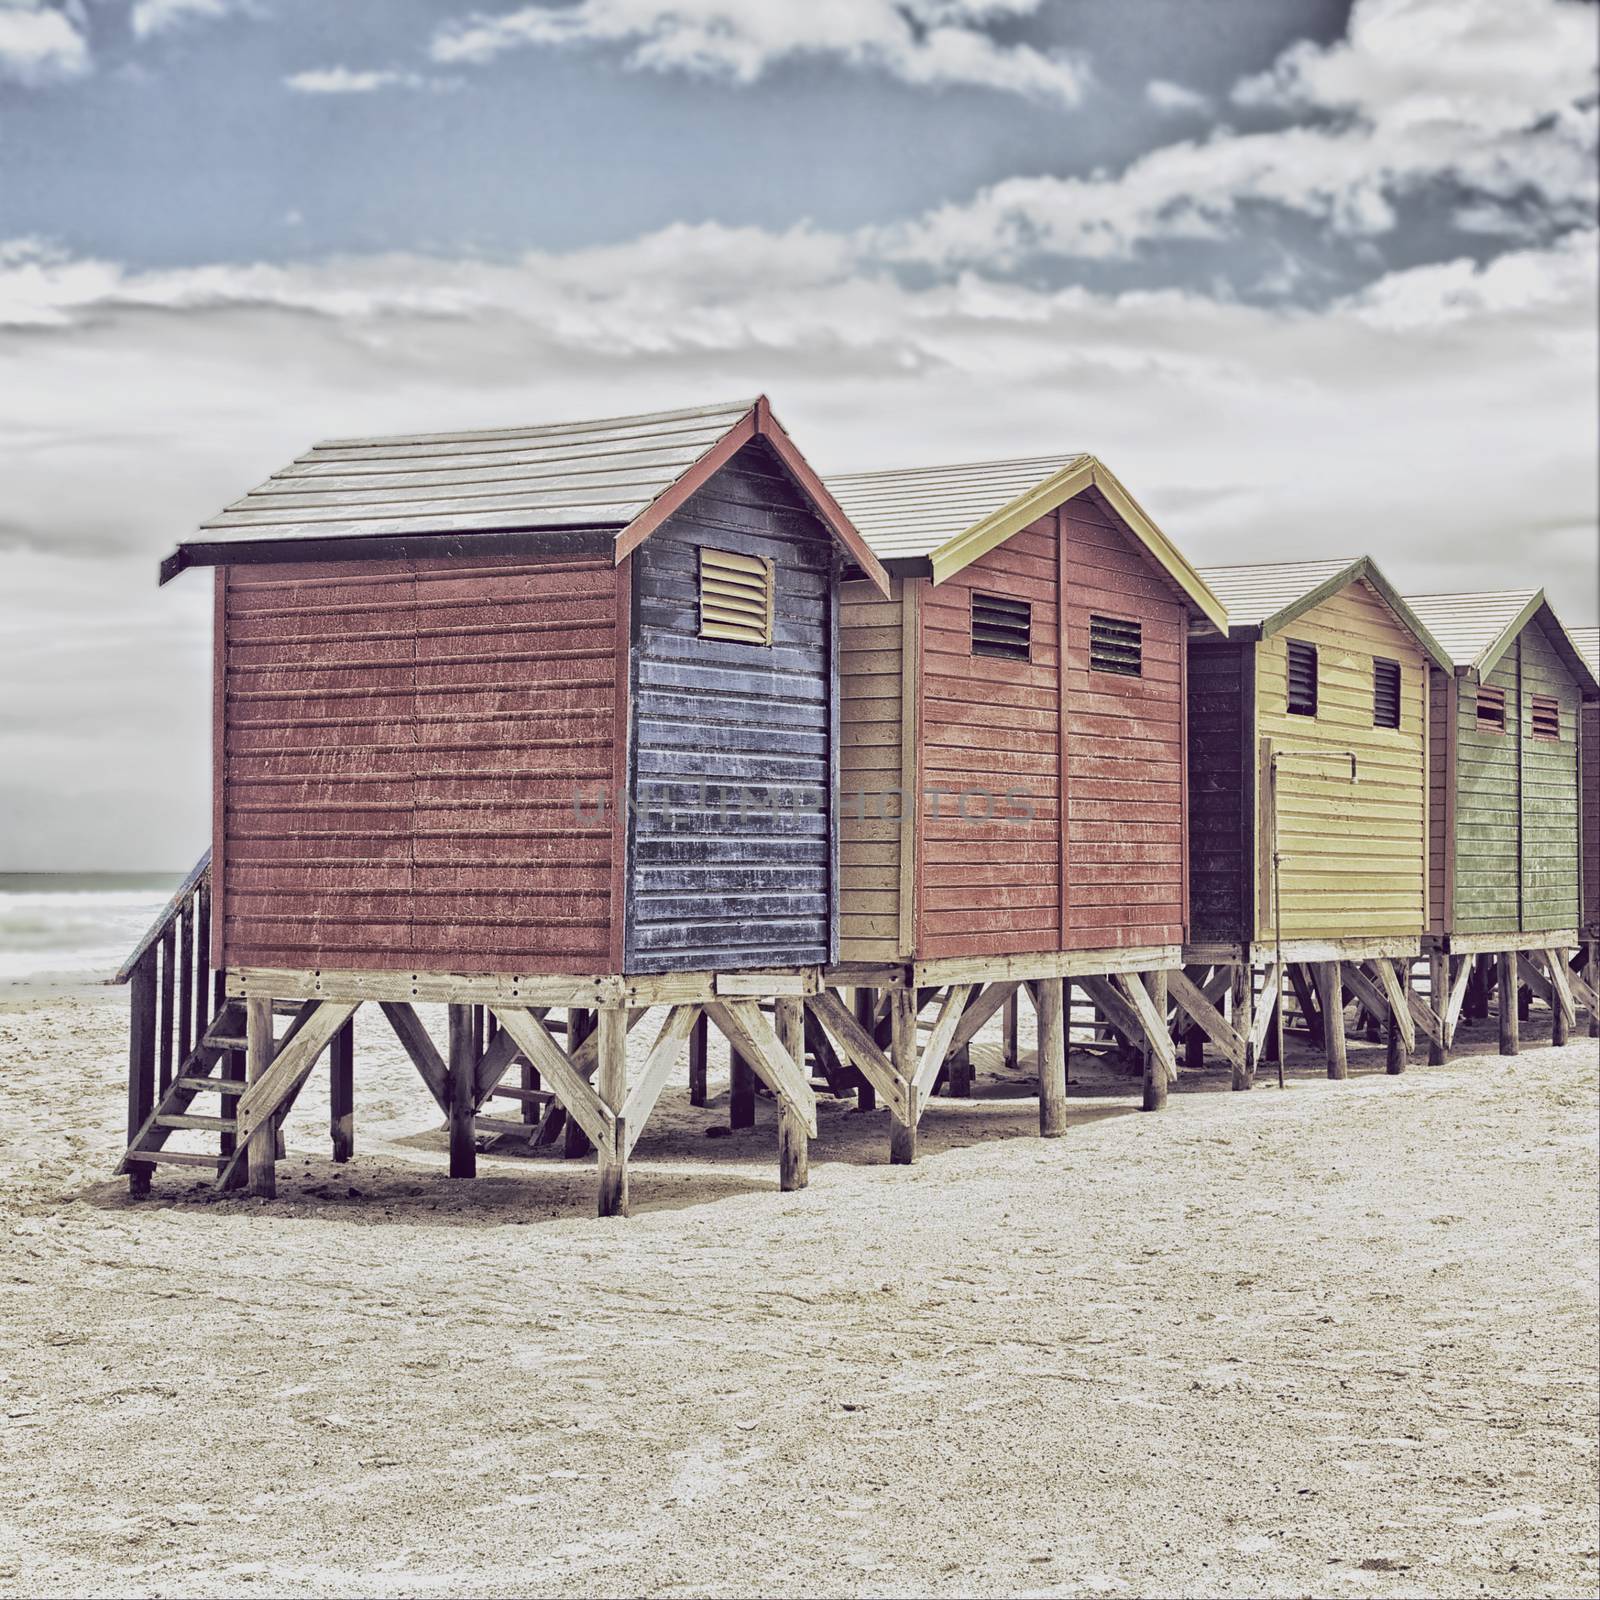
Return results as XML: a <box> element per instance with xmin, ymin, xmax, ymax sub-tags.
<box><xmin>1145</xmin><ymin>79</ymin><xmax>1210</xmax><ymax>117</ymax></box>
<box><xmin>285</xmin><ymin>66</ymin><xmax>449</xmax><ymax>94</ymax></box>
<box><xmin>886</xmin><ymin>0</ymin><xmax>1596</xmax><ymax>266</ymax></box>
<box><xmin>129</xmin><ymin>0</ymin><xmax>242</xmax><ymax>37</ymax></box>
<box><xmin>431</xmin><ymin>0</ymin><xmax>1089</xmax><ymax>103</ymax></box>
<box><xmin>0</xmin><ymin>1</ymin><xmax>90</xmax><ymax>84</ymax></box>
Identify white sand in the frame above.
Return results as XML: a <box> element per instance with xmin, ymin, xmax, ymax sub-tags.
<box><xmin>0</xmin><ymin>987</ymin><xmax>1596</xmax><ymax>1598</ymax></box>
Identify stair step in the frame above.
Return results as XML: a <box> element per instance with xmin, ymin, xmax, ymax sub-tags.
<box><xmin>179</xmin><ymin>1074</ymin><xmax>247</xmax><ymax>1096</ymax></box>
<box><xmin>157</xmin><ymin>1113</ymin><xmax>236</xmax><ymax>1132</ymax></box>
<box><xmin>205</xmin><ymin>1034</ymin><xmax>247</xmax><ymax>1050</ymax></box>
<box><xmin>124</xmin><ymin>1149</ymin><xmax>223</xmax><ymax>1169</ymax></box>
<box><xmin>487</xmin><ymin>1084</ymin><xmax>554</xmax><ymax>1104</ymax></box>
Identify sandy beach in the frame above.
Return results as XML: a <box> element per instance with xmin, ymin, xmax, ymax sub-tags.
<box><xmin>0</xmin><ymin>986</ymin><xmax>1595</xmax><ymax>1598</ymax></box>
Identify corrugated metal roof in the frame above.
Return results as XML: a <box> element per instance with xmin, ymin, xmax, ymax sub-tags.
<box><xmin>1193</xmin><ymin>559</ymin><xmax>1358</xmax><ymax>629</ymax></box>
<box><xmin>196</xmin><ymin>398</ymin><xmax>758</xmax><ymax>544</ymax></box>
<box><xmin>824</xmin><ymin>454</ymin><xmax>1086</xmax><ymax>559</ymax></box>
<box><xmin>1571</xmin><ymin>625</ymin><xmax>1599</xmax><ymax>677</ymax></box>
<box><xmin>1402</xmin><ymin>589</ymin><xmax>1539</xmax><ymax>670</ymax></box>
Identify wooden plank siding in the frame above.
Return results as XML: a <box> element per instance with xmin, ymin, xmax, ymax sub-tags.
<box><xmin>1583</xmin><ymin>697</ymin><xmax>1599</xmax><ymax>930</ymax></box>
<box><xmin>1187</xmin><ymin>640</ymin><xmax>1254</xmax><ymax>944</ymax></box>
<box><xmin>1254</xmin><ymin>580</ymin><xmax>1429</xmax><ymax>943</ymax></box>
<box><xmin>218</xmin><ymin>553</ymin><xmax>620</xmax><ymax>974</ymax></box>
<box><xmin>916</xmin><ymin>516</ymin><xmax>1062</xmax><ymax>959</ymax></box>
<box><xmin>1513</xmin><ymin>616</ymin><xmax>1581</xmax><ymax>932</ymax></box>
<box><xmin>1061</xmin><ymin>490</ymin><xmax>1188</xmax><ymax>952</ymax></box>
<box><xmin>625</xmin><ymin>440</ymin><xmax>836</xmax><ymax>973</ymax></box>
<box><xmin>838</xmin><ymin>575</ymin><xmax>909</xmax><ymax>961</ymax></box>
<box><xmin>1427</xmin><ymin>666</ymin><xmax>1452</xmax><ymax>934</ymax></box>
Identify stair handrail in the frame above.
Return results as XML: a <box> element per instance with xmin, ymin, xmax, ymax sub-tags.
<box><xmin>112</xmin><ymin>848</ymin><xmax>212</xmax><ymax>985</ymax></box>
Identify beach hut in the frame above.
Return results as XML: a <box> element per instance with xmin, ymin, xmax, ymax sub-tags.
<box><xmin>1403</xmin><ymin>591</ymin><xmax>1598</xmax><ymax>1055</ymax></box>
<box><xmin>1567</xmin><ymin>624</ymin><xmax>1599</xmax><ymax>1036</ymax></box>
<box><xmin>1183</xmin><ymin>558</ymin><xmax>1451</xmax><ymax>1083</ymax></box>
<box><xmin>803</xmin><ymin>455</ymin><xmax>1228</xmax><ymax>1162</ymax></box>
<box><xmin>118</xmin><ymin>397</ymin><xmax>890</xmax><ymax>1213</ymax></box>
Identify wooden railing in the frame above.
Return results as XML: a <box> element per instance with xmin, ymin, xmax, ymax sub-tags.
<box><xmin>113</xmin><ymin>850</ymin><xmax>221</xmax><ymax>1183</ymax></box>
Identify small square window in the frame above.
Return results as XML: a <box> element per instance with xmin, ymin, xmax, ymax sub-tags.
<box><xmin>1531</xmin><ymin>695</ymin><xmax>1561</xmax><ymax>740</ymax></box>
<box><xmin>972</xmin><ymin>592</ymin><xmax>1031</xmax><ymax>661</ymax></box>
<box><xmin>699</xmin><ymin>547</ymin><xmax>773</xmax><ymax>646</ymax></box>
<box><xmin>1089</xmin><ymin>614</ymin><xmax>1142</xmax><ymax>677</ymax></box>
<box><xmin>1373</xmin><ymin>657</ymin><xmax>1401</xmax><ymax>729</ymax></box>
<box><xmin>1286</xmin><ymin>640</ymin><xmax>1318</xmax><ymax>717</ymax></box>
<box><xmin>1476</xmin><ymin>684</ymin><xmax>1506</xmax><ymax>733</ymax></box>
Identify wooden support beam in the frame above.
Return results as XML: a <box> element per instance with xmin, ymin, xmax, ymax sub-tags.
<box><xmin>330</xmin><ymin>1017</ymin><xmax>354</xmax><ymax>1162</ymax></box>
<box><xmin>1543</xmin><ymin>949</ymin><xmax>1576</xmax><ymax>1043</ymax></box>
<box><xmin>1166</xmin><ymin>967</ymin><xmax>1246</xmax><ymax>1072</ymax></box>
<box><xmin>946</xmin><ymin>980</ymin><xmax>1020</xmax><ymax>1059</ymax></box>
<box><xmin>806</xmin><ymin>991</ymin><xmax>910</xmax><ymax>1125</ymax></box>
<box><xmin>1231</xmin><ymin>963</ymin><xmax>1255</xmax><ymax>1090</ymax></box>
<box><xmin>595</xmin><ymin>1005</ymin><xmax>628</xmax><ymax>1218</ymax></box>
<box><xmin>1497</xmin><ymin>950</ymin><xmax>1519</xmax><ymax>1055</ymax></box>
<box><xmin>377</xmin><ymin>1002</ymin><xmax>449</xmax><ymax>1112</ymax></box>
<box><xmin>888</xmin><ymin>988</ymin><xmax>918</xmax><ymax>1165</ymax></box>
<box><xmin>127</xmin><ymin>956</ymin><xmax>157</xmax><ymax>1198</ymax></box>
<box><xmin>1340</xmin><ymin>962</ymin><xmax>1393</xmax><ymax>1042</ymax></box>
<box><xmin>1318</xmin><ymin>961</ymin><xmax>1348</xmax><ymax>1080</ymax></box>
<box><xmin>729</xmin><ymin>1044</ymin><xmax>756</xmax><ymax>1130</ymax></box>
<box><xmin>1002</xmin><ymin>990</ymin><xmax>1019</xmax><ymax>1071</ymax></box>
<box><xmin>1287</xmin><ymin>963</ymin><xmax>1323</xmax><ymax>1043</ymax></box>
<box><xmin>1137</xmin><ymin>970</ymin><xmax>1170</xmax><ymax>1111</ymax></box>
<box><xmin>910</xmin><ymin>984</ymin><xmax>975</xmax><ymax>1109</ymax></box>
<box><xmin>489</xmin><ymin>1006</ymin><xmax>616</xmax><ymax>1154</ymax></box>
<box><xmin>1427</xmin><ymin>950</ymin><xmax>1448</xmax><ymax>1065</ymax></box>
<box><xmin>621</xmin><ymin>1005</ymin><xmax>701</xmax><ymax>1158</ymax></box>
<box><xmin>1036</xmin><ymin>976</ymin><xmax>1067</xmax><ymax>1137</ymax></box>
<box><xmin>704</xmin><ymin>1001</ymin><xmax>818</xmax><ymax>1138</ymax></box>
<box><xmin>245</xmin><ymin>995</ymin><xmax>276</xmax><ymax>1198</ymax></box>
<box><xmin>1077</xmin><ymin>975</ymin><xmax>1146</xmax><ymax>1051</ymax></box>
<box><xmin>851</xmin><ymin>987</ymin><xmax>879</xmax><ymax>1111</ymax></box>
<box><xmin>775</xmin><ymin>998</ymin><xmax>809</xmax><ymax>1192</ymax></box>
<box><xmin>235</xmin><ymin>1000</ymin><xmax>358</xmax><ymax>1149</ymax></box>
<box><xmin>1587</xmin><ymin>938</ymin><xmax>1600</xmax><ymax>1040</ymax></box>
<box><xmin>447</xmin><ymin>1005</ymin><xmax>477</xmax><ymax>1179</ymax></box>
<box><xmin>1381</xmin><ymin>959</ymin><xmax>1410</xmax><ymax>1073</ymax></box>
<box><xmin>1442</xmin><ymin>954</ymin><xmax>1471</xmax><ymax>1048</ymax></box>
<box><xmin>688</xmin><ymin>1010</ymin><xmax>708</xmax><ymax>1107</ymax></box>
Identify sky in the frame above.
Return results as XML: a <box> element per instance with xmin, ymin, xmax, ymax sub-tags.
<box><xmin>0</xmin><ymin>0</ymin><xmax>1596</xmax><ymax>870</ymax></box>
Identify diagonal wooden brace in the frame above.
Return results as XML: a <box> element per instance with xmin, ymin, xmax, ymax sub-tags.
<box><xmin>805</xmin><ymin>991</ymin><xmax>911</xmax><ymax>1125</ymax></box>
<box><xmin>945</xmin><ymin>980</ymin><xmax>1020</xmax><ymax>1059</ymax></box>
<box><xmin>620</xmin><ymin>1005</ymin><xmax>702</xmax><ymax>1157</ymax></box>
<box><xmin>1112</xmin><ymin>972</ymin><xmax>1178</xmax><ymax>1084</ymax></box>
<box><xmin>705</xmin><ymin>1001</ymin><xmax>818</xmax><ymax>1138</ymax></box>
<box><xmin>234</xmin><ymin>1001</ymin><xmax>359</xmax><ymax>1145</ymax></box>
<box><xmin>489</xmin><ymin>1006</ymin><xmax>617</xmax><ymax>1155</ymax></box>
<box><xmin>1165</xmin><ymin>968</ymin><xmax>1246</xmax><ymax>1070</ymax></box>
<box><xmin>1249</xmin><ymin>962</ymin><xmax>1282</xmax><ymax>1059</ymax></box>
<box><xmin>911</xmin><ymin>984</ymin><xmax>975</xmax><ymax>1109</ymax></box>
<box><xmin>377</xmin><ymin>1001</ymin><xmax>449</xmax><ymax>1112</ymax></box>
<box><xmin>1442</xmin><ymin>955</ymin><xmax>1471</xmax><ymax>1047</ymax></box>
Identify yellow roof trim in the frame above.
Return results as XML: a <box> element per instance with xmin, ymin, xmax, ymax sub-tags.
<box><xmin>926</xmin><ymin>456</ymin><xmax>1228</xmax><ymax>634</ymax></box>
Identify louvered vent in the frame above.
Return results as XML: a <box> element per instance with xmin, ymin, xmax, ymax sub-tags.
<box><xmin>699</xmin><ymin>546</ymin><xmax>773</xmax><ymax>646</ymax></box>
<box><xmin>971</xmin><ymin>592</ymin><xmax>1031</xmax><ymax>661</ymax></box>
<box><xmin>1531</xmin><ymin>694</ymin><xmax>1560</xmax><ymax>740</ymax></box>
<box><xmin>1286</xmin><ymin>640</ymin><xmax>1318</xmax><ymax>717</ymax></box>
<box><xmin>1476</xmin><ymin>684</ymin><xmax>1506</xmax><ymax>732</ymax></box>
<box><xmin>1089</xmin><ymin>614</ymin><xmax>1142</xmax><ymax>677</ymax></box>
<box><xmin>1373</xmin><ymin>657</ymin><xmax>1401</xmax><ymax>729</ymax></box>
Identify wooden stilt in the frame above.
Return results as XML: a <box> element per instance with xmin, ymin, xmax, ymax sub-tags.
<box><xmin>245</xmin><ymin>995</ymin><xmax>277</xmax><ymax>1198</ymax></box>
<box><xmin>1427</xmin><ymin>949</ymin><xmax>1448</xmax><ymax>1065</ymax></box>
<box><xmin>1184</xmin><ymin>1024</ymin><xmax>1205</xmax><ymax>1071</ymax></box>
<box><xmin>1002</xmin><ymin>989</ymin><xmax>1019</xmax><ymax>1071</ymax></box>
<box><xmin>1549</xmin><ymin>951</ymin><xmax>1571</xmax><ymax>1046</ymax></box>
<box><xmin>1319</xmin><ymin>961</ymin><xmax>1347</xmax><ymax>1080</ymax></box>
<box><xmin>888</xmin><ymin>988</ymin><xmax>918</xmax><ymax>1165</ymax></box>
<box><xmin>1497</xmin><ymin>949</ymin><xmax>1519</xmax><ymax>1056</ymax></box>
<box><xmin>1036</xmin><ymin>976</ymin><xmax>1067</xmax><ymax>1137</ymax></box>
<box><xmin>729</xmin><ymin>1044</ymin><xmax>756</xmax><ymax>1129</ymax></box>
<box><xmin>688</xmin><ymin>1010</ymin><xmax>708</xmax><ymax>1107</ymax></box>
<box><xmin>852</xmin><ymin>987</ymin><xmax>878</xmax><ymax>1111</ymax></box>
<box><xmin>520</xmin><ymin>1041</ymin><xmax>541</xmax><ymax>1125</ymax></box>
<box><xmin>596</xmin><ymin>1003</ymin><xmax>629</xmax><ymax>1218</ymax></box>
<box><xmin>1385</xmin><ymin>959</ymin><xmax>1407</xmax><ymax>1075</ymax></box>
<box><xmin>447</xmin><ymin>1004</ymin><xmax>477</xmax><ymax>1179</ymax></box>
<box><xmin>565</xmin><ymin>1009</ymin><xmax>594</xmax><ymax>1157</ymax></box>
<box><xmin>1517</xmin><ymin>981</ymin><xmax>1531</xmax><ymax>1022</ymax></box>
<box><xmin>1588</xmin><ymin>939</ymin><xmax>1599</xmax><ymax>1039</ymax></box>
<box><xmin>1231</xmin><ymin>963</ymin><xmax>1254</xmax><ymax>1090</ymax></box>
<box><xmin>1141</xmin><ymin>969</ymin><xmax>1169</xmax><ymax>1111</ymax></box>
<box><xmin>126</xmin><ymin>957</ymin><xmax>157</xmax><ymax>1198</ymax></box>
<box><xmin>330</xmin><ymin>1016</ymin><xmax>354</xmax><ymax>1162</ymax></box>
<box><xmin>1288</xmin><ymin>963</ymin><xmax>1323</xmax><ymax>1044</ymax></box>
<box><xmin>947</xmin><ymin>997</ymin><xmax>974</xmax><ymax>1099</ymax></box>
<box><xmin>775</xmin><ymin>998</ymin><xmax>809</xmax><ymax>1191</ymax></box>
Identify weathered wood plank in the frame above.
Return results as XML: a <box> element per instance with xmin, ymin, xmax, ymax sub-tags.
<box><xmin>621</xmin><ymin>1005</ymin><xmax>701</xmax><ymax>1157</ymax></box>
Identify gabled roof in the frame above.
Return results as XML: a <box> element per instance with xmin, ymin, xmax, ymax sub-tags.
<box><xmin>1197</xmin><ymin>556</ymin><xmax>1452</xmax><ymax>670</ymax></box>
<box><xmin>1572</xmin><ymin>625</ymin><xmax>1599</xmax><ymax>680</ymax></box>
<box><xmin>1403</xmin><ymin>588</ymin><xmax>1598</xmax><ymax>694</ymax></box>
<box><xmin>824</xmin><ymin>454</ymin><xmax>1228</xmax><ymax>632</ymax></box>
<box><xmin>160</xmin><ymin>396</ymin><xmax>889</xmax><ymax>593</ymax></box>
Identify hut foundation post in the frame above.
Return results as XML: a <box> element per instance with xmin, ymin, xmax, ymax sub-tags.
<box><xmin>1318</xmin><ymin>961</ymin><xmax>1348</xmax><ymax>1080</ymax></box>
<box><xmin>330</xmin><ymin>1016</ymin><xmax>355</xmax><ymax>1162</ymax></box>
<box><xmin>1002</xmin><ymin>990</ymin><xmax>1019</xmax><ymax>1071</ymax></box>
<box><xmin>1036</xmin><ymin>977</ymin><xmax>1067</xmax><ymax>1137</ymax></box>
<box><xmin>852</xmin><ymin>988</ymin><xmax>878</xmax><ymax>1111</ymax></box>
<box><xmin>1141</xmin><ymin>969</ymin><xmax>1169</xmax><ymax>1112</ymax></box>
<box><xmin>1497</xmin><ymin>950</ymin><xmax>1519</xmax><ymax>1056</ymax></box>
<box><xmin>245</xmin><ymin>996</ymin><xmax>277</xmax><ymax>1198</ymax></box>
<box><xmin>775</xmin><ymin>998</ymin><xmax>810</xmax><ymax>1192</ymax></box>
<box><xmin>1588</xmin><ymin>939</ymin><xmax>1599</xmax><ymax>1039</ymax></box>
<box><xmin>888</xmin><ymin>989</ymin><xmax>918</xmax><ymax>1165</ymax></box>
<box><xmin>729</xmin><ymin>1044</ymin><xmax>756</xmax><ymax>1130</ymax></box>
<box><xmin>688</xmin><ymin>1011</ymin><xmax>708</xmax><ymax>1107</ymax></box>
<box><xmin>126</xmin><ymin>956</ymin><xmax>157</xmax><ymax>1198</ymax></box>
<box><xmin>565</xmin><ymin>1009</ymin><xmax>594</xmax><ymax>1157</ymax></box>
<box><xmin>596</xmin><ymin>1003</ymin><xmax>629</xmax><ymax>1218</ymax></box>
<box><xmin>1231</xmin><ymin>963</ymin><xmax>1254</xmax><ymax>1090</ymax></box>
<box><xmin>1427</xmin><ymin>949</ymin><xmax>1449</xmax><ymax>1065</ymax></box>
<box><xmin>1385</xmin><ymin>959</ymin><xmax>1408</xmax><ymax>1075</ymax></box>
<box><xmin>447</xmin><ymin>1004</ymin><xmax>477</xmax><ymax>1180</ymax></box>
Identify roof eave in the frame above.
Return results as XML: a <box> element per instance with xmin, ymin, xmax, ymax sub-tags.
<box><xmin>1257</xmin><ymin>557</ymin><xmax>1454</xmax><ymax>672</ymax></box>
<box><xmin>1468</xmin><ymin>589</ymin><xmax>1546</xmax><ymax>681</ymax></box>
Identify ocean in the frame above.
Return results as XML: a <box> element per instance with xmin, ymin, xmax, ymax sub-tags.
<box><xmin>0</xmin><ymin>873</ymin><xmax>184</xmax><ymax>992</ymax></box>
